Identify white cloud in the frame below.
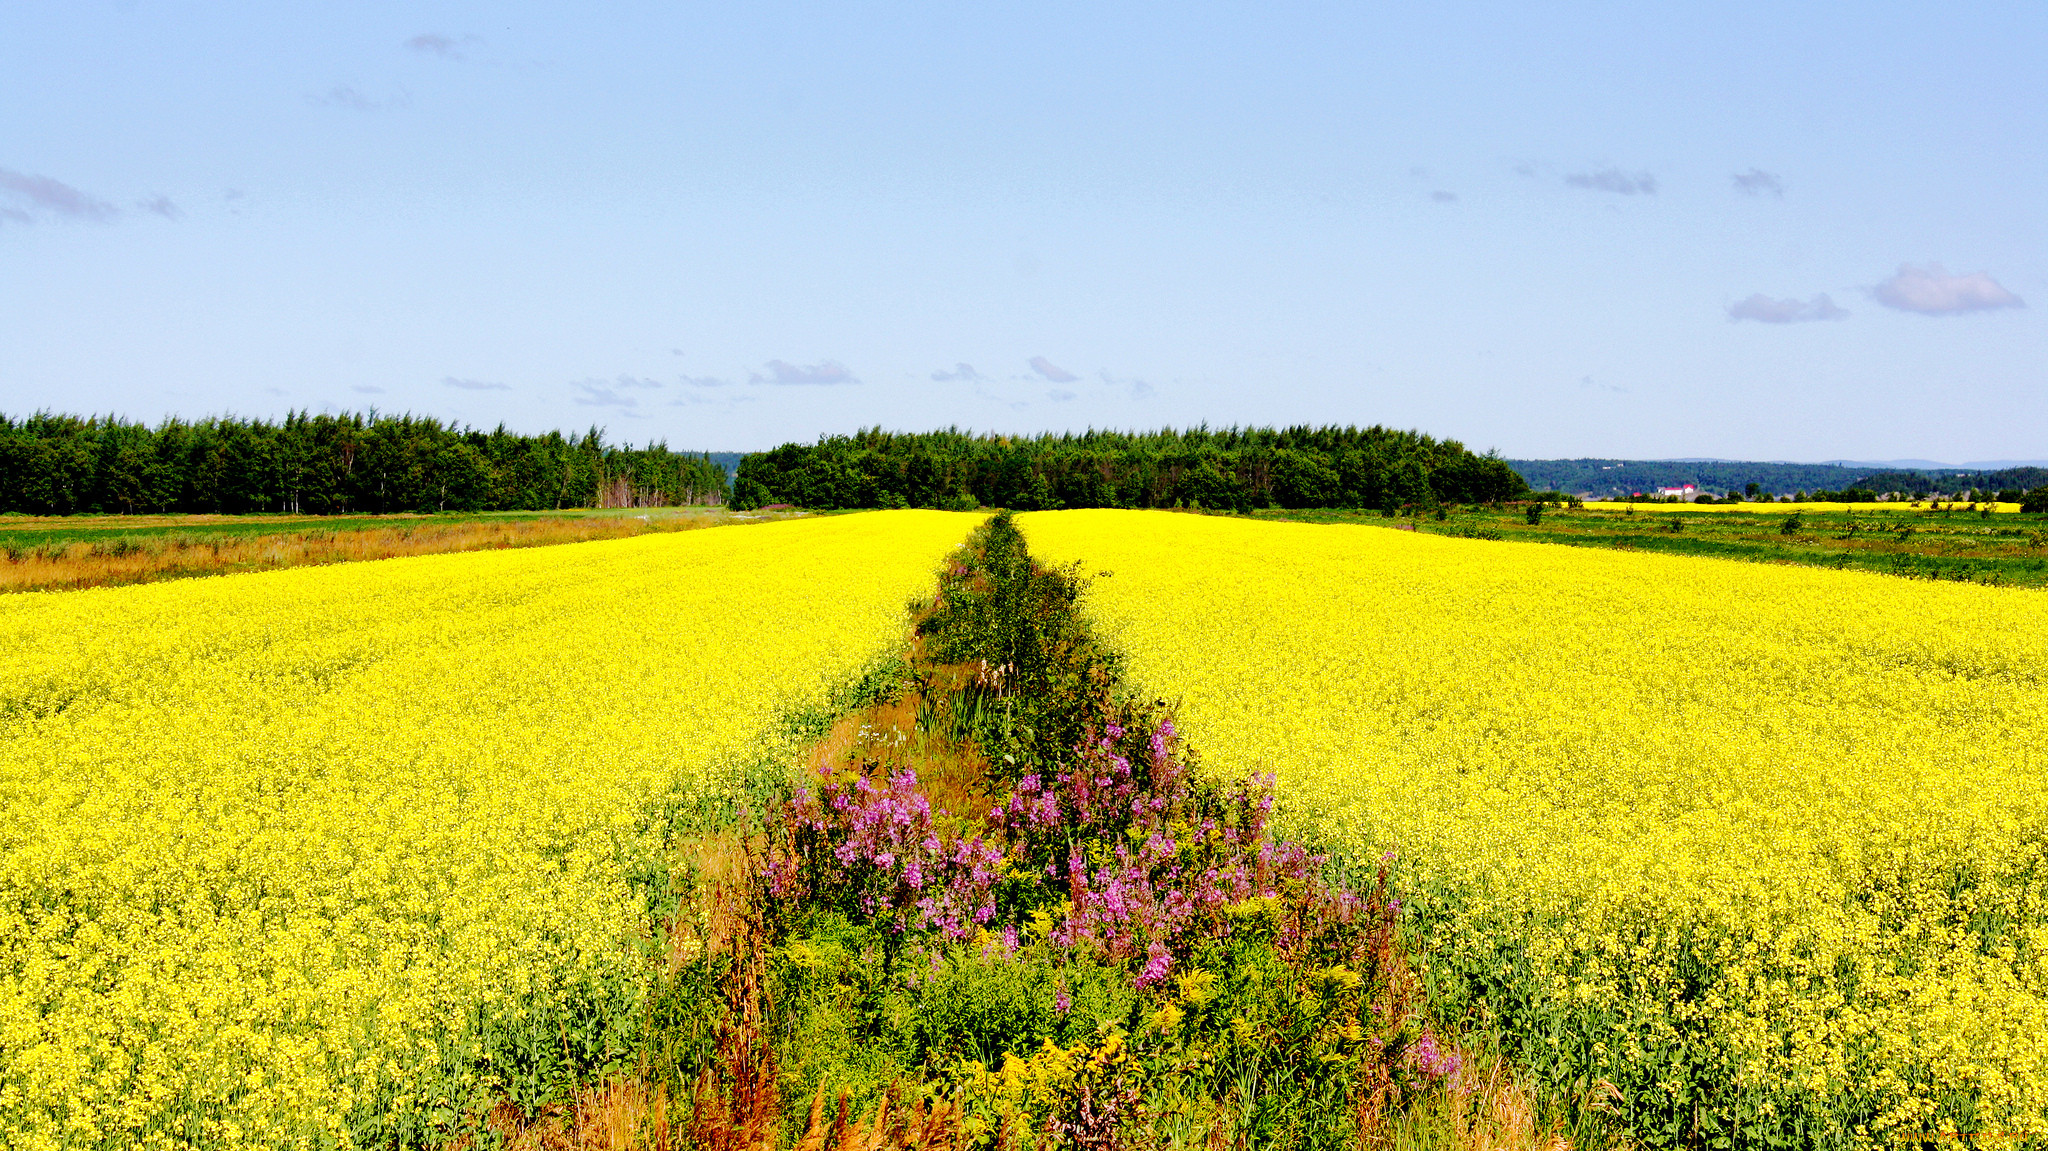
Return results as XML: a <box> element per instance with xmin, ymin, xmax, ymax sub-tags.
<box><xmin>1872</xmin><ymin>264</ymin><xmax>2025</xmax><ymax>316</ymax></box>
<box><xmin>1565</xmin><ymin>168</ymin><xmax>1657</xmax><ymax>195</ymax></box>
<box><xmin>1726</xmin><ymin>293</ymin><xmax>1848</xmax><ymax>324</ymax></box>
<box><xmin>1028</xmin><ymin>356</ymin><xmax>1078</xmax><ymax>383</ymax></box>
<box><xmin>680</xmin><ymin>374</ymin><xmax>732</xmax><ymax>388</ymax></box>
<box><xmin>1732</xmin><ymin>168</ymin><xmax>1783</xmax><ymax>197</ymax></box>
<box><xmin>442</xmin><ymin>376</ymin><xmax>511</xmax><ymax>391</ymax></box>
<box><xmin>751</xmin><ymin>359</ymin><xmax>857</xmax><ymax>385</ymax></box>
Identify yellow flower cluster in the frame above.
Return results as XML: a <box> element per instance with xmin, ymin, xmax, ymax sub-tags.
<box><xmin>0</xmin><ymin>511</ymin><xmax>977</xmax><ymax>1151</ymax></box>
<box><xmin>1020</xmin><ymin>509</ymin><xmax>2048</xmax><ymax>1145</ymax></box>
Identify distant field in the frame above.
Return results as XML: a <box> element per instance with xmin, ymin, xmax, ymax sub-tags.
<box><xmin>1021</xmin><ymin>509</ymin><xmax>2048</xmax><ymax>1147</ymax></box>
<box><xmin>0</xmin><ymin>505</ymin><xmax>716</xmax><ymax>547</ymax></box>
<box><xmin>1250</xmin><ymin>502</ymin><xmax>2048</xmax><ymax>587</ymax></box>
<box><xmin>0</xmin><ymin>507</ymin><xmax>787</xmax><ymax>594</ymax></box>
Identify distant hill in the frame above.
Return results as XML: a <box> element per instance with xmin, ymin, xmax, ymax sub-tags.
<box><xmin>1509</xmin><ymin>459</ymin><xmax>2048</xmax><ymax>499</ymax></box>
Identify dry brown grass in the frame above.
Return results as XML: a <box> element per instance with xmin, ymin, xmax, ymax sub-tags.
<box><xmin>468</xmin><ymin>1081</ymin><xmax>677</xmax><ymax>1151</ymax></box>
<box><xmin>0</xmin><ymin>511</ymin><xmax>752</xmax><ymax>594</ymax></box>
<box><xmin>801</xmin><ymin>667</ymin><xmax>996</xmax><ymax>826</ymax></box>
<box><xmin>1382</xmin><ymin>1041</ymin><xmax>1625</xmax><ymax>1151</ymax></box>
<box><xmin>791</xmin><ymin>1085</ymin><xmax>965</xmax><ymax>1151</ymax></box>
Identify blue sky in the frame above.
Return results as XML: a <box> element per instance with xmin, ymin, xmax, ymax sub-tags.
<box><xmin>2</xmin><ymin>1</ymin><xmax>2041</xmax><ymax>459</ymax></box>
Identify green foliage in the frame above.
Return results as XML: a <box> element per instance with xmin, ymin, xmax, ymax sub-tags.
<box><xmin>736</xmin><ymin>425</ymin><xmax>1529</xmax><ymax>513</ymax></box>
<box><xmin>915</xmin><ymin>511</ymin><xmax>1126</xmax><ymax>775</ymax></box>
<box><xmin>2022</xmin><ymin>487</ymin><xmax>2048</xmax><ymax>514</ymax></box>
<box><xmin>0</xmin><ymin>409</ymin><xmax>729</xmax><ymax>515</ymax></box>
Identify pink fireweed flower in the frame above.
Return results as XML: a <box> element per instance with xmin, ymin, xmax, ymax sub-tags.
<box><xmin>1136</xmin><ymin>942</ymin><xmax>1172</xmax><ymax>988</ymax></box>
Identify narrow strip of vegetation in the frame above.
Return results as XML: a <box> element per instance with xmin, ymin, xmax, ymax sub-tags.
<box><xmin>482</xmin><ymin>513</ymin><xmax>1616</xmax><ymax>1151</ymax></box>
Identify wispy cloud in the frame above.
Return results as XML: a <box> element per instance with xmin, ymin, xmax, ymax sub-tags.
<box><xmin>351</xmin><ymin>385</ymin><xmax>387</xmax><ymax>394</ymax></box>
<box><xmin>1727</xmin><ymin>293</ymin><xmax>1848</xmax><ymax>324</ymax></box>
<box><xmin>1046</xmin><ymin>389</ymin><xmax>1077</xmax><ymax>403</ymax></box>
<box><xmin>136</xmin><ymin>194</ymin><xmax>182</xmax><ymax>219</ymax></box>
<box><xmin>1429</xmin><ymin>190</ymin><xmax>1458</xmax><ymax>203</ymax></box>
<box><xmin>570</xmin><ymin>375</ymin><xmax>666</xmax><ymax>407</ymax></box>
<box><xmin>1028</xmin><ymin>356</ymin><xmax>1078</xmax><ymax>383</ymax></box>
<box><xmin>1565</xmin><ymin>168</ymin><xmax>1657</xmax><ymax>195</ymax></box>
<box><xmin>680</xmin><ymin>374</ymin><xmax>732</xmax><ymax>388</ymax></box>
<box><xmin>1872</xmin><ymin>264</ymin><xmax>2025</xmax><ymax>316</ymax></box>
<box><xmin>672</xmin><ymin>391</ymin><xmax>759</xmax><ymax>408</ymax></box>
<box><xmin>308</xmin><ymin>85</ymin><xmax>409</xmax><ymax>112</ymax></box>
<box><xmin>751</xmin><ymin>359</ymin><xmax>857</xmax><ymax>385</ymax></box>
<box><xmin>1732</xmin><ymin>168</ymin><xmax>1783</xmax><ymax>197</ymax></box>
<box><xmin>442</xmin><ymin>376</ymin><xmax>511</xmax><ymax>391</ymax></box>
<box><xmin>0</xmin><ymin>168</ymin><xmax>119</xmax><ymax>224</ymax></box>
<box><xmin>573</xmin><ymin>381</ymin><xmax>638</xmax><ymax>407</ymax></box>
<box><xmin>931</xmin><ymin>362</ymin><xmax>984</xmax><ymax>382</ymax></box>
<box><xmin>1097</xmin><ymin>371</ymin><xmax>1155</xmax><ymax>400</ymax></box>
<box><xmin>405</xmin><ymin>33</ymin><xmax>481</xmax><ymax>59</ymax></box>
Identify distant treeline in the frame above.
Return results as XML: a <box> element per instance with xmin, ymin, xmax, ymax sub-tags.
<box><xmin>0</xmin><ymin>411</ymin><xmax>730</xmax><ymax>515</ymax></box>
<box><xmin>1513</xmin><ymin>458</ymin><xmax>2048</xmax><ymax>501</ymax></box>
<box><xmin>734</xmin><ymin>426</ymin><xmax>1529</xmax><ymax>511</ymax></box>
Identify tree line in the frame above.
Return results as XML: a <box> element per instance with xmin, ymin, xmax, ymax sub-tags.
<box><xmin>733</xmin><ymin>426</ymin><xmax>1530</xmax><ymax>511</ymax></box>
<box><xmin>0</xmin><ymin>411</ymin><xmax>730</xmax><ymax>515</ymax></box>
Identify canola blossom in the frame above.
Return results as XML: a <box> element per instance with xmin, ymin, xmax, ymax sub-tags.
<box><xmin>1019</xmin><ymin>509</ymin><xmax>2048</xmax><ymax>1147</ymax></box>
<box><xmin>0</xmin><ymin>511</ymin><xmax>978</xmax><ymax>1151</ymax></box>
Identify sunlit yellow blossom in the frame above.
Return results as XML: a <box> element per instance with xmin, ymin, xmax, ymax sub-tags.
<box><xmin>0</xmin><ymin>511</ymin><xmax>977</xmax><ymax>1150</ymax></box>
<box><xmin>1021</xmin><ymin>508</ymin><xmax>2048</xmax><ymax>1146</ymax></box>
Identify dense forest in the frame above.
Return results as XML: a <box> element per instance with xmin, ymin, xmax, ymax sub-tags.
<box><xmin>0</xmin><ymin>411</ymin><xmax>729</xmax><ymax>515</ymax></box>
<box><xmin>1512</xmin><ymin>458</ymin><xmax>2048</xmax><ymax>501</ymax></box>
<box><xmin>733</xmin><ymin>426</ymin><xmax>1530</xmax><ymax>511</ymax></box>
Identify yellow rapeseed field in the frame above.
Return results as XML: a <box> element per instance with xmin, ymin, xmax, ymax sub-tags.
<box><xmin>1020</xmin><ymin>509</ymin><xmax>2048</xmax><ymax>1147</ymax></box>
<box><xmin>0</xmin><ymin>511</ymin><xmax>977</xmax><ymax>1151</ymax></box>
